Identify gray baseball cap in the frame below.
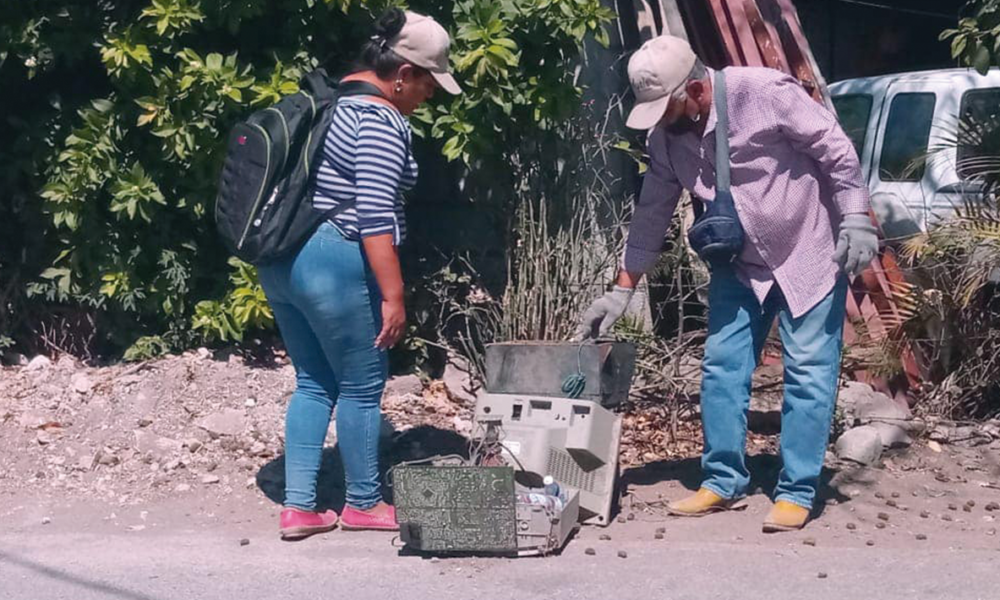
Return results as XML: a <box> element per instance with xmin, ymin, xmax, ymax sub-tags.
<box><xmin>626</xmin><ymin>35</ymin><xmax>697</xmax><ymax>129</ymax></box>
<box><xmin>389</xmin><ymin>11</ymin><xmax>462</xmax><ymax>95</ymax></box>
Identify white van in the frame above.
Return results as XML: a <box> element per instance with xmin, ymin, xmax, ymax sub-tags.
<box><xmin>829</xmin><ymin>68</ymin><xmax>1000</xmax><ymax>240</ymax></box>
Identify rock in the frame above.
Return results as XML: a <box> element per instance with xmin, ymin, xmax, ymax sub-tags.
<box><xmin>244</xmin><ymin>397</ymin><xmax>257</xmax><ymax>408</ymax></box>
<box><xmin>866</xmin><ymin>540</ymin><xmax>875</xmax><ymax>546</ymax></box>
<box><xmin>196</xmin><ymin>347</ymin><xmax>211</xmax><ymax>360</ymax></box>
<box><xmin>599</xmin><ymin>534</ymin><xmax>611</xmax><ymax>541</ymax></box>
<box><xmin>70</xmin><ymin>373</ymin><xmax>94</xmax><ymax>394</ymax></box>
<box><xmin>249</xmin><ymin>441</ymin><xmax>269</xmax><ymax>457</ymax></box>
<box><xmin>617</xmin><ymin>550</ymin><xmax>628</xmax><ymax>559</ymax></box>
<box><xmin>846</xmin><ymin>522</ymin><xmax>857</xmax><ymax>530</ymax></box>
<box><xmin>584</xmin><ymin>547</ymin><xmax>596</xmax><ymax>556</ymax></box>
<box><xmin>134</xmin><ymin>430</ymin><xmax>183</xmax><ymax>460</ymax></box>
<box><xmin>97</xmin><ymin>451</ymin><xmax>119</xmax><ymax>467</ymax></box>
<box><xmin>818</xmin><ymin>572</ymin><xmax>828</xmax><ymax>579</ymax></box>
<box><xmin>627</xmin><ymin>513</ymin><xmax>635</xmax><ymax>521</ymax></box>
<box><xmin>184</xmin><ymin>439</ymin><xmax>202</xmax><ymax>453</ymax></box>
<box><xmin>986</xmin><ymin>502</ymin><xmax>1000</xmax><ymax>512</ymax></box>
<box><xmin>442</xmin><ymin>361</ymin><xmax>477</xmax><ymax>404</ymax></box>
<box><xmin>877</xmin><ymin>512</ymin><xmax>890</xmax><ymax>521</ymax></box>
<box><xmin>196</xmin><ymin>409</ymin><xmax>245</xmax><ymax>438</ymax></box>
<box><xmin>942</xmin><ymin>514</ymin><xmax>953</xmax><ymax>522</ymax></box>
<box><xmin>948</xmin><ymin>503</ymin><xmax>958</xmax><ymax>511</ymax></box>
<box><xmin>137</xmin><ymin>417</ymin><xmax>154</xmax><ymax>428</ymax></box>
<box><xmin>803</xmin><ymin>537</ymin><xmax>817</xmax><ymax>546</ymax></box>
<box><xmin>916</xmin><ymin>533</ymin><xmax>927</xmax><ymax>541</ymax></box>
<box><xmin>240</xmin><ymin>538</ymin><xmax>250</xmax><ymax>547</ymax></box>
<box><xmin>41</xmin><ymin>517</ymin><xmax>51</xmax><ymax>525</ymax></box>
<box><xmin>2</xmin><ymin>352</ymin><xmax>28</xmax><ymax>366</ymax></box>
<box><xmin>25</xmin><ymin>356</ymin><xmax>51</xmax><ymax>372</ymax></box>
<box><xmin>656</xmin><ymin>527</ymin><xmax>666</xmax><ymax>535</ymax></box>
<box><xmin>855</xmin><ymin>390</ymin><xmax>913</xmax><ymax>430</ymax></box>
<box><xmin>36</xmin><ymin>427</ymin><xmax>63</xmax><ymax>445</ymax></box>
<box><xmin>201</xmin><ymin>474</ymin><xmax>221</xmax><ymax>484</ymax></box>
<box><xmin>871</xmin><ymin>422</ymin><xmax>912</xmax><ymax>449</ymax></box>
<box><xmin>875</xmin><ymin>522</ymin><xmax>886</xmax><ymax>529</ymax></box>
<box><xmin>175</xmin><ymin>483</ymin><xmax>191</xmax><ymax>492</ymax></box>
<box><xmin>384</xmin><ymin>375</ymin><xmax>423</xmax><ymax>398</ymax></box>
<box><xmin>19</xmin><ymin>410</ymin><xmax>58</xmax><ymax>431</ymax></box>
<box><xmin>920</xmin><ymin>511</ymin><xmax>930</xmax><ymax>519</ymax></box>
<box><xmin>654</xmin><ymin>533</ymin><xmax>664</xmax><ymax>540</ymax></box>
<box><xmin>835</xmin><ymin>426</ymin><xmax>883</xmax><ymax>465</ymax></box>
<box><xmin>886</xmin><ymin>500</ymin><xmax>897</xmax><ymax>508</ymax></box>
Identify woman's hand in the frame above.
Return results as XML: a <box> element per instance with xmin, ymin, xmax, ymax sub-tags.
<box><xmin>375</xmin><ymin>298</ymin><xmax>406</xmax><ymax>349</ymax></box>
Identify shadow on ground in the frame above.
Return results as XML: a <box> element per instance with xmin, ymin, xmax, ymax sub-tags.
<box><xmin>622</xmin><ymin>453</ymin><xmax>851</xmax><ymax>518</ymax></box>
<box><xmin>256</xmin><ymin>424</ymin><xmax>470</xmax><ymax>511</ymax></box>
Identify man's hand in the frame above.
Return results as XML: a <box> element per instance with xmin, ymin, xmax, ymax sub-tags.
<box><xmin>572</xmin><ymin>286</ymin><xmax>635</xmax><ymax>342</ymax></box>
<box><xmin>832</xmin><ymin>213</ymin><xmax>878</xmax><ymax>276</ymax></box>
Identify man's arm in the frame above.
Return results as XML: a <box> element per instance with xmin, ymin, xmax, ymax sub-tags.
<box><xmin>770</xmin><ymin>74</ymin><xmax>870</xmax><ymax>216</ymax></box>
<box><xmin>619</xmin><ymin>128</ymin><xmax>685</xmax><ymax>287</ymax></box>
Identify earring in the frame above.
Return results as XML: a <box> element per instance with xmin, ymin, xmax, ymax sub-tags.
<box><xmin>394</xmin><ymin>79</ymin><xmax>403</xmax><ymax>94</ymax></box>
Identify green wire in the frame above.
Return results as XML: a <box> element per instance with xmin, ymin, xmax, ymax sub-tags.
<box><xmin>560</xmin><ymin>342</ymin><xmax>587</xmax><ymax>399</ymax></box>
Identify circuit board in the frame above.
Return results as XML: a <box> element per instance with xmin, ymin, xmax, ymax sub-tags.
<box><xmin>394</xmin><ymin>466</ymin><xmax>518</xmax><ymax>553</ymax></box>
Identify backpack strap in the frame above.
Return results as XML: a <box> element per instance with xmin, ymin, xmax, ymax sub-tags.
<box><xmin>713</xmin><ymin>69</ymin><xmax>730</xmax><ymax>194</ymax></box>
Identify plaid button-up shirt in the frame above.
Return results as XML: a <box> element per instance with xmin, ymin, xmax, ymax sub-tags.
<box><xmin>623</xmin><ymin>66</ymin><xmax>870</xmax><ymax>317</ymax></box>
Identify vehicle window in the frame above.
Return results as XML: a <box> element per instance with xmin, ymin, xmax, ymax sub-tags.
<box><xmin>832</xmin><ymin>94</ymin><xmax>873</xmax><ymax>156</ymax></box>
<box><xmin>958</xmin><ymin>88</ymin><xmax>1000</xmax><ymax>180</ymax></box>
<box><xmin>879</xmin><ymin>92</ymin><xmax>936</xmax><ymax>182</ymax></box>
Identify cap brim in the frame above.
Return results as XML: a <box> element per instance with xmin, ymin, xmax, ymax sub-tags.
<box><xmin>431</xmin><ymin>71</ymin><xmax>462</xmax><ymax>95</ymax></box>
<box><xmin>625</xmin><ymin>95</ymin><xmax>671</xmax><ymax>130</ymax></box>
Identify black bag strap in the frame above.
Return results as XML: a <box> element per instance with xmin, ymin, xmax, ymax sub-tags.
<box><xmin>713</xmin><ymin>69</ymin><xmax>730</xmax><ymax>194</ymax></box>
<box><xmin>336</xmin><ymin>79</ymin><xmax>388</xmax><ymax>100</ymax></box>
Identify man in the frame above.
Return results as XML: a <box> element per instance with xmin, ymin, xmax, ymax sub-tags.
<box><xmin>576</xmin><ymin>35</ymin><xmax>877</xmax><ymax>532</ymax></box>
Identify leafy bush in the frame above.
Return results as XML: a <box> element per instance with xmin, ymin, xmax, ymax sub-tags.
<box><xmin>0</xmin><ymin>0</ymin><xmax>613</xmax><ymax>360</ymax></box>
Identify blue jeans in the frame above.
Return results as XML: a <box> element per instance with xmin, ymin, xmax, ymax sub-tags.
<box><xmin>258</xmin><ymin>222</ymin><xmax>387</xmax><ymax>511</ymax></box>
<box><xmin>700</xmin><ymin>266</ymin><xmax>847</xmax><ymax>510</ymax></box>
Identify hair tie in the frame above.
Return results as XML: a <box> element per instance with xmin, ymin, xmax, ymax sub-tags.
<box><xmin>370</xmin><ymin>34</ymin><xmax>389</xmax><ymax>51</ymax></box>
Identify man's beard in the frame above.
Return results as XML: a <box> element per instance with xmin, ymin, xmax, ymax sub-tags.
<box><xmin>665</xmin><ymin>114</ymin><xmax>699</xmax><ymax>135</ymax></box>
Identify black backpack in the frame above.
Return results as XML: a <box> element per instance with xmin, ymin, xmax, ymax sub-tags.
<box><xmin>215</xmin><ymin>70</ymin><xmax>385</xmax><ymax>264</ymax></box>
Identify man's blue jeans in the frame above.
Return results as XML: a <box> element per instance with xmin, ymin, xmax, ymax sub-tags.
<box><xmin>258</xmin><ymin>222</ymin><xmax>387</xmax><ymax>511</ymax></box>
<box><xmin>700</xmin><ymin>266</ymin><xmax>847</xmax><ymax>510</ymax></box>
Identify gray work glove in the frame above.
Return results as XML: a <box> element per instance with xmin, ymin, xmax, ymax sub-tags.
<box><xmin>572</xmin><ymin>286</ymin><xmax>634</xmax><ymax>341</ymax></box>
<box><xmin>832</xmin><ymin>213</ymin><xmax>878</xmax><ymax>276</ymax></box>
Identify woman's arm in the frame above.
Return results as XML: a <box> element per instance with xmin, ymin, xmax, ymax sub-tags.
<box><xmin>362</xmin><ymin>234</ymin><xmax>406</xmax><ymax>349</ymax></box>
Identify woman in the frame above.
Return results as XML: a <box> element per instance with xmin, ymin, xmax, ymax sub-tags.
<box><xmin>258</xmin><ymin>8</ymin><xmax>461</xmax><ymax>540</ymax></box>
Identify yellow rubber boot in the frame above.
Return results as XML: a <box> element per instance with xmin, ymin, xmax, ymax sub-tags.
<box><xmin>762</xmin><ymin>500</ymin><xmax>810</xmax><ymax>532</ymax></box>
<box><xmin>667</xmin><ymin>488</ymin><xmax>748</xmax><ymax>517</ymax></box>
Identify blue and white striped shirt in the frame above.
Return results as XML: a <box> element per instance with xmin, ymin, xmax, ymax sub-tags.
<box><xmin>312</xmin><ymin>97</ymin><xmax>418</xmax><ymax>245</ymax></box>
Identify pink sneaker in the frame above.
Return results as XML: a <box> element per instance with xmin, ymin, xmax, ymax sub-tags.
<box><xmin>279</xmin><ymin>507</ymin><xmax>338</xmax><ymax>540</ymax></box>
<box><xmin>339</xmin><ymin>504</ymin><xmax>398</xmax><ymax>531</ymax></box>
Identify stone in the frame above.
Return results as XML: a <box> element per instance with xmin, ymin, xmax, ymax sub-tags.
<box><xmin>137</xmin><ymin>417</ymin><xmax>154</xmax><ymax>428</ymax></box>
<box><xmin>920</xmin><ymin>511</ymin><xmax>930</xmax><ymax>519</ymax></box>
<box><xmin>855</xmin><ymin>390</ymin><xmax>913</xmax><ymax>430</ymax></box>
<box><xmin>41</xmin><ymin>517</ymin><xmax>51</xmax><ymax>525</ymax></box>
<box><xmin>240</xmin><ymin>538</ymin><xmax>250</xmax><ymax>547</ymax></box>
<box><xmin>196</xmin><ymin>409</ymin><xmax>245</xmax><ymax>438</ymax></box>
<box><xmin>599</xmin><ymin>534</ymin><xmax>611</xmax><ymax>541</ymax></box>
<box><xmin>25</xmin><ymin>355</ymin><xmax>51</xmax><ymax>372</ymax></box>
<box><xmin>871</xmin><ymin>422</ymin><xmax>912</xmax><ymax>449</ymax></box>
<box><xmin>134</xmin><ymin>430</ymin><xmax>183</xmax><ymax>460</ymax></box>
<box><xmin>585</xmin><ymin>548</ymin><xmax>596</xmax><ymax>556</ymax></box>
<box><xmin>656</xmin><ymin>527</ymin><xmax>666</xmax><ymax>535</ymax></box>
<box><xmin>184</xmin><ymin>439</ymin><xmax>202</xmax><ymax>453</ymax></box>
<box><xmin>803</xmin><ymin>537</ymin><xmax>817</xmax><ymax>547</ymax></box>
<box><xmin>886</xmin><ymin>500</ymin><xmax>897</xmax><ymax>508</ymax></box>
<box><xmin>877</xmin><ymin>512</ymin><xmax>890</xmax><ymax>521</ymax></box>
<box><xmin>70</xmin><ymin>373</ymin><xmax>94</xmax><ymax>394</ymax></box>
<box><xmin>986</xmin><ymin>502</ymin><xmax>1000</xmax><ymax>512</ymax></box>
<box><xmin>384</xmin><ymin>375</ymin><xmax>423</xmax><ymax>398</ymax></box>
<box><xmin>942</xmin><ymin>514</ymin><xmax>954</xmax><ymax>522</ymax></box>
<box><xmin>19</xmin><ymin>410</ymin><xmax>58</xmax><ymax>431</ymax></box>
<box><xmin>835</xmin><ymin>426</ymin><xmax>883</xmax><ymax>465</ymax></box>
<box><xmin>442</xmin><ymin>361</ymin><xmax>477</xmax><ymax>404</ymax></box>
<box><xmin>654</xmin><ymin>533</ymin><xmax>664</xmax><ymax>540</ymax></box>
<box><xmin>916</xmin><ymin>533</ymin><xmax>927</xmax><ymax>541</ymax></box>
<box><xmin>846</xmin><ymin>522</ymin><xmax>857</xmax><ymax>530</ymax></box>
<box><xmin>817</xmin><ymin>572</ymin><xmax>828</xmax><ymax>579</ymax></box>
<box><xmin>866</xmin><ymin>540</ymin><xmax>875</xmax><ymax>546</ymax></box>
<box><xmin>176</xmin><ymin>484</ymin><xmax>191</xmax><ymax>492</ymax></box>
<box><xmin>617</xmin><ymin>550</ymin><xmax>628</xmax><ymax>559</ymax></box>
<box><xmin>2</xmin><ymin>352</ymin><xmax>28</xmax><ymax>366</ymax></box>
<box><xmin>949</xmin><ymin>503</ymin><xmax>958</xmax><ymax>511</ymax></box>
<box><xmin>875</xmin><ymin>522</ymin><xmax>886</xmax><ymax>530</ymax></box>
<box><xmin>97</xmin><ymin>451</ymin><xmax>119</xmax><ymax>467</ymax></box>
<box><xmin>201</xmin><ymin>474</ymin><xmax>221</xmax><ymax>484</ymax></box>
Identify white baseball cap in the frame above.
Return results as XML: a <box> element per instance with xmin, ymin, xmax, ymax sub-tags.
<box><xmin>625</xmin><ymin>35</ymin><xmax>698</xmax><ymax>130</ymax></box>
<box><xmin>389</xmin><ymin>11</ymin><xmax>462</xmax><ymax>95</ymax></box>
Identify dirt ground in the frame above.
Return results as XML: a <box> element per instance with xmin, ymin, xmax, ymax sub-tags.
<box><xmin>3</xmin><ymin>351</ymin><xmax>1000</xmax><ymax>599</ymax></box>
